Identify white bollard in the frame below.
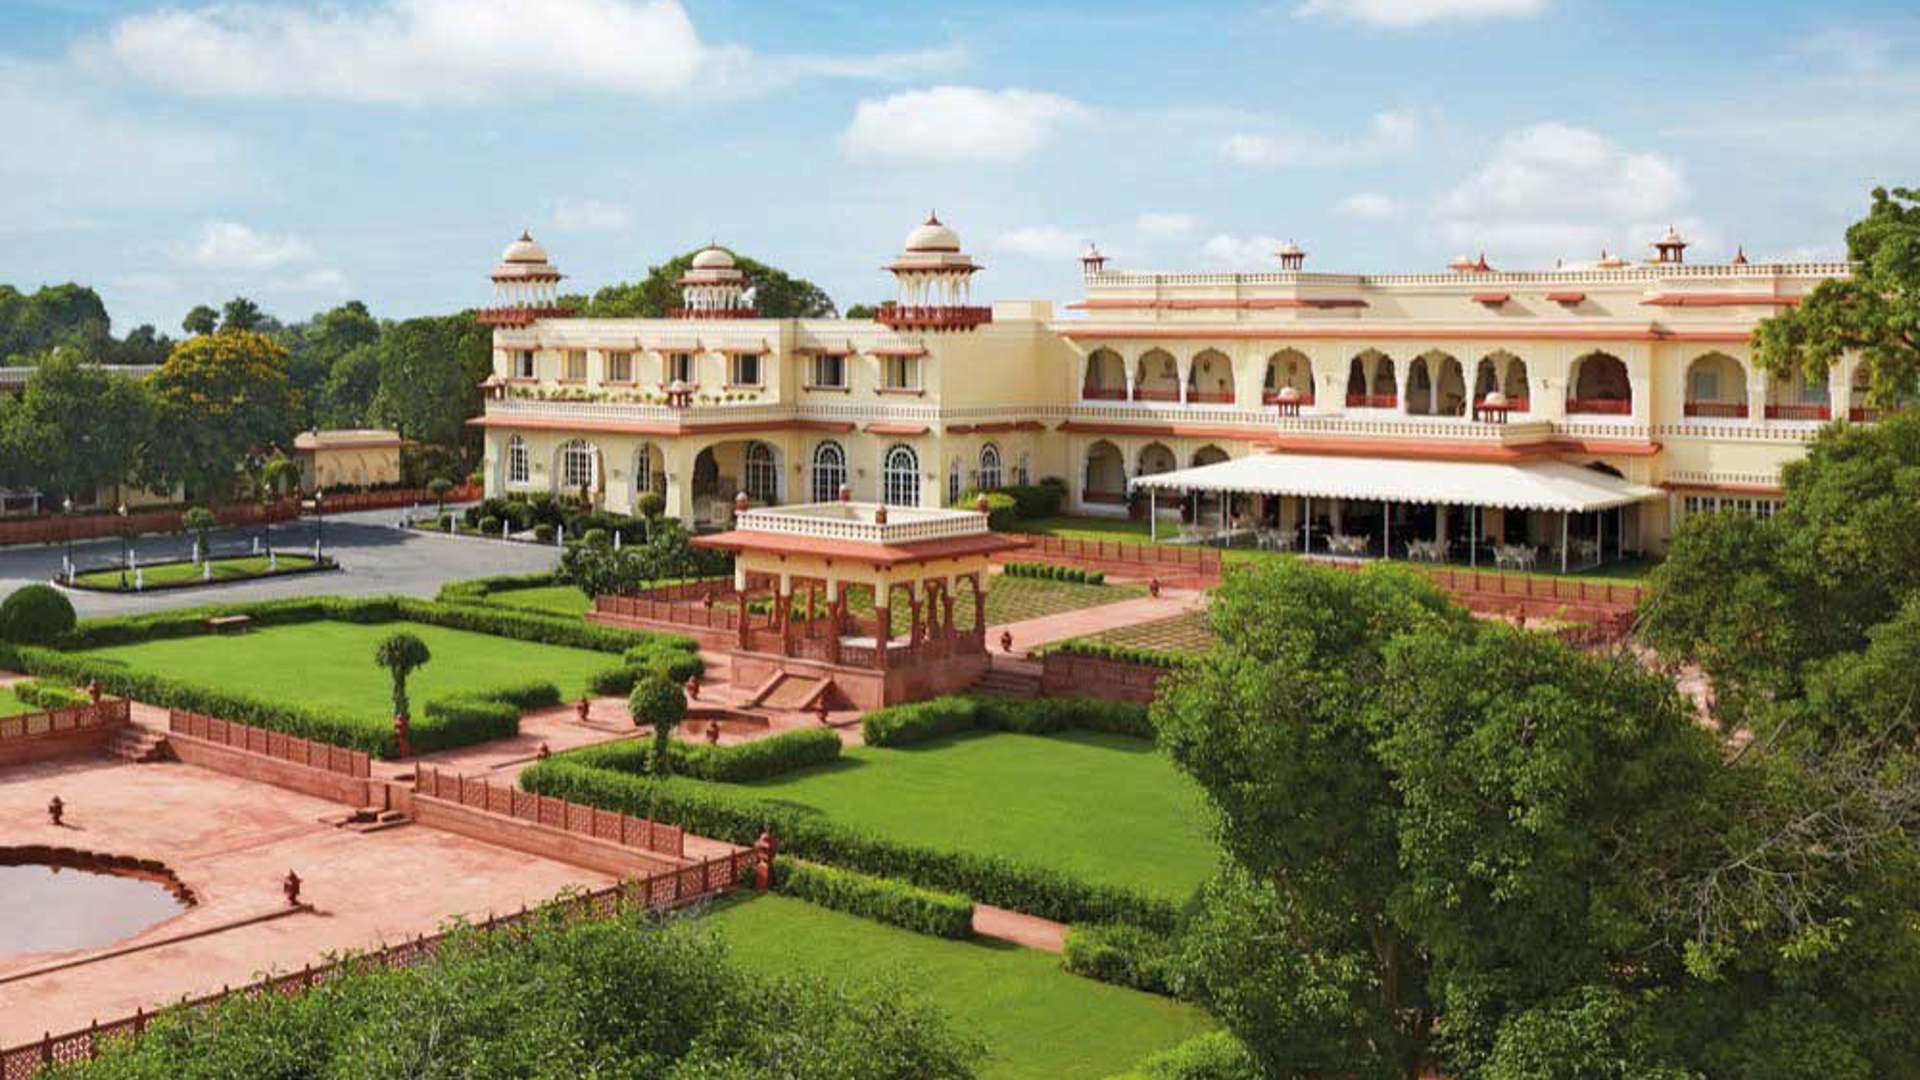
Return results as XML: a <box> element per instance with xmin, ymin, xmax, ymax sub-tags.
<box><xmin>503</xmin><ymin>518</ymin><xmax>510</xmax><ymax>540</ymax></box>
<box><xmin>614</xmin><ymin>530</ymin><xmax>622</xmax><ymax>552</ymax></box>
<box><xmin>270</xmin><ymin>551</ymin><xmax>278</xmax><ymax>570</ymax></box>
<box><xmin>203</xmin><ymin>561</ymin><xmax>212</xmax><ymax>582</ymax></box>
<box><xmin>557</xmin><ymin>525</ymin><xmax>565</xmax><ymax>547</ymax></box>
<box><xmin>129</xmin><ymin>549</ymin><xmax>138</xmax><ymax>570</ymax></box>
<box><xmin>134</xmin><ymin>568</ymin><xmax>144</xmax><ymax>592</ymax></box>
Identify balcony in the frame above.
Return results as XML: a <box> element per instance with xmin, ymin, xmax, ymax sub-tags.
<box><xmin>1764</xmin><ymin>403</ymin><xmax>1831</xmax><ymax>421</ymax></box>
<box><xmin>1081</xmin><ymin>386</ymin><xmax>1128</xmax><ymax>401</ymax></box>
<box><xmin>1566</xmin><ymin>398</ymin><xmax>1632</xmax><ymax>416</ymax></box>
<box><xmin>1345</xmin><ymin>393</ymin><xmax>1398</xmax><ymax>409</ymax></box>
<box><xmin>875</xmin><ymin>303</ymin><xmax>993</xmax><ymax>331</ymax></box>
<box><xmin>668</xmin><ymin>307</ymin><xmax>760</xmax><ymax>320</ymax></box>
<box><xmin>1187</xmin><ymin>390</ymin><xmax>1235</xmax><ymax>405</ymax></box>
<box><xmin>1683</xmin><ymin>401</ymin><xmax>1749</xmax><ymax>419</ymax></box>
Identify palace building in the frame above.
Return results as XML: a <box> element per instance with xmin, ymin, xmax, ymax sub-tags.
<box><xmin>470</xmin><ymin>218</ymin><xmax>1859</xmax><ymax>567</ymax></box>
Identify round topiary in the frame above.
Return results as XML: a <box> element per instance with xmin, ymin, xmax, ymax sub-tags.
<box><xmin>478</xmin><ymin>514</ymin><xmax>502</xmax><ymax>535</ymax></box>
<box><xmin>634</xmin><ymin>492</ymin><xmax>666</xmax><ymax>519</ymax></box>
<box><xmin>0</xmin><ymin>583</ymin><xmax>77</xmax><ymax>645</ymax></box>
<box><xmin>583</xmin><ymin>528</ymin><xmax>611</xmax><ymax>549</ymax></box>
<box><xmin>629</xmin><ymin>674</ymin><xmax>687</xmax><ymax>730</ymax></box>
<box><xmin>533</xmin><ymin>523</ymin><xmax>556</xmax><ymax>544</ymax></box>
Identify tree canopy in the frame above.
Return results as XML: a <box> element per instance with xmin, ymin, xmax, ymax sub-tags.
<box><xmin>0</xmin><ymin>347</ymin><xmax>155</xmax><ymax>504</ymax></box>
<box><xmin>367</xmin><ymin>311</ymin><xmax>491</xmax><ymax>451</ymax></box>
<box><xmin>0</xmin><ymin>283</ymin><xmax>113</xmax><ymax>364</ymax></box>
<box><xmin>147</xmin><ymin>329</ymin><xmax>294</xmax><ymax>502</ymax></box>
<box><xmin>575</xmin><ymin>249</ymin><xmax>837</xmax><ymax>319</ymax></box>
<box><xmin>1754</xmin><ymin>186</ymin><xmax>1920</xmax><ymax>406</ymax></box>
<box><xmin>1156</xmin><ymin>559</ymin><xmax>1920</xmax><ymax>1079</ymax></box>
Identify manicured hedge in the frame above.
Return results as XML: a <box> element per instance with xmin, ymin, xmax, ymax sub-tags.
<box><xmin>0</xmin><ymin>583</ymin><xmax>77</xmax><ymax>644</ymax></box>
<box><xmin>1043</xmin><ymin>639</ymin><xmax>1194</xmax><ymax>669</ymax></box>
<box><xmin>10</xmin><ymin>678</ymin><xmax>89</xmax><ymax>710</ymax></box>
<box><xmin>434</xmin><ymin>571</ymin><xmax>560</xmax><ymax>606</ymax></box>
<box><xmin>1063</xmin><ymin>921</ymin><xmax>1182</xmax><ymax>996</ymax></box>
<box><xmin>519</xmin><ymin>758</ymin><xmax>1177</xmax><ymax>930</ymax></box>
<box><xmin>419</xmin><ymin>694</ymin><xmax>518</xmax><ymax>746</ymax></box>
<box><xmin>1119</xmin><ymin>1031</ymin><xmax>1258</xmax><ymax>1080</ymax></box>
<box><xmin>773</xmin><ymin>858</ymin><xmax>975</xmax><ymax>940</ymax></box>
<box><xmin>861</xmin><ymin>693</ymin><xmax>1153</xmax><ymax>747</ymax></box>
<box><xmin>1001</xmin><ymin>561</ymin><xmax>1105</xmax><ymax>585</ymax></box>
<box><xmin>623</xmin><ymin>640</ymin><xmax>705</xmax><ymax>682</ymax></box>
<box><xmin>561</xmin><ymin>727</ymin><xmax>841</xmax><ymax>783</ymax></box>
<box><xmin>587</xmin><ymin>665</ymin><xmax>638</xmax><ymax>696</ymax></box>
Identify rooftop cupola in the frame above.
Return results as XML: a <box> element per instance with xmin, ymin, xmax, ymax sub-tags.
<box><xmin>880</xmin><ymin>212</ymin><xmax>991</xmax><ymax>331</ymax></box>
<box><xmin>479</xmin><ymin>230</ymin><xmax>571</xmax><ymax>326</ymax></box>
<box><xmin>1596</xmin><ymin>248</ymin><xmax>1630</xmax><ymax>269</ymax></box>
<box><xmin>1652</xmin><ymin>225</ymin><xmax>1688</xmax><ymax>264</ymax></box>
<box><xmin>1730</xmin><ymin>245</ymin><xmax>1749</xmax><ymax>266</ymax></box>
<box><xmin>675</xmin><ymin>244</ymin><xmax>755</xmax><ymax>319</ymax></box>
<box><xmin>1080</xmin><ymin>241</ymin><xmax>1107</xmax><ymax>275</ymax></box>
<box><xmin>1275</xmin><ymin>240</ymin><xmax>1306</xmax><ymax>271</ymax></box>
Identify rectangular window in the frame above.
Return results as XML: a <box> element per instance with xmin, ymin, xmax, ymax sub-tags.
<box><xmin>606</xmin><ymin>351</ymin><xmax>633</xmax><ymax>383</ymax></box>
<box><xmin>729</xmin><ymin>353</ymin><xmax>762</xmax><ymax>387</ymax></box>
<box><xmin>564</xmin><ymin>350</ymin><xmax>587</xmax><ymax>381</ymax></box>
<box><xmin>668</xmin><ymin>353</ymin><xmax>695</xmax><ymax>385</ymax></box>
<box><xmin>1690</xmin><ymin>370</ymin><xmax>1719</xmax><ymax>401</ymax></box>
<box><xmin>883</xmin><ymin>356</ymin><xmax>919</xmax><ymax>390</ymax></box>
<box><xmin>512</xmin><ymin>350</ymin><xmax>535</xmax><ymax>379</ymax></box>
<box><xmin>811</xmin><ymin>354</ymin><xmax>846</xmax><ymax>388</ymax></box>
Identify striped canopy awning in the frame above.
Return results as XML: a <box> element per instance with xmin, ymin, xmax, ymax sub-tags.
<box><xmin>1130</xmin><ymin>452</ymin><xmax>1660</xmax><ymax>513</ymax></box>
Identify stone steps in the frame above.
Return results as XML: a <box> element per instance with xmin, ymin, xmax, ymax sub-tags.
<box><xmin>970</xmin><ymin>667</ymin><xmax>1042</xmax><ymax>698</ymax></box>
<box><xmin>104</xmin><ymin>727</ymin><xmax>171</xmax><ymax>764</ymax></box>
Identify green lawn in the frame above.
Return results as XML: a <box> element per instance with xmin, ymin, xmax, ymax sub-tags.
<box><xmin>1012</xmin><ymin>514</ymin><xmax>1656</xmax><ymax>583</ymax></box>
<box><xmin>72</xmin><ymin>554</ymin><xmax>326</xmax><ymax>590</ymax></box>
<box><xmin>0</xmin><ymin>687</ymin><xmax>36</xmax><ymax>718</ymax></box>
<box><xmin>1073</xmin><ymin>609</ymin><xmax>1217</xmax><ymax>656</ymax></box>
<box><xmin>704</xmin><ymin>893</ymin><xmax>1214</xmax><ymax>1080</ymax></box>
<box><xmin>77</xmin><ymin>620</ymin><xmax>615</xmax><ymax>716</ymax></box>
<box><xmin>698</xmin><ymin>729</ymin><xmax>1215</xmax><ymax>902</ymax></box>
<box><xmin>482</xmin><ymin>584</ymin><xmax>591</xmax><ymax>617</ymax></box>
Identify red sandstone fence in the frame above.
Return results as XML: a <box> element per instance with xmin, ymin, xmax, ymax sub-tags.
<box><xmin>0</xmin><ymin>500</ymin><xmax>299</xmax><ymax>547</ymax></box>
<box><xmin>1011</xmin><ymin>535</ymin><xmax>1223</xmax><ymax>577</ymax></box>
<box><xmin>1039</xmin><ymin>652</ymin><xmax>1171</xmax><ymax>703</ymax></box>
<box><xmin>0</xmin><ymin>698</ymin><xmax>129</xmax><ymax>742</ymax></box>
<box><xmin>166</xmin><ymin>710</ymin><xmax>371</xmax><ymax>779</ymax></box>
<box><xmin>414</xmin><ymin>765</ymin><xmax>685</xmax><ymax>860</ymax></box>
<box><xmin>1399</xmin><ymin>565</ymin><xmax>1643</xmax><ymax>611</ymax></box>
<box><xmin>322</xmin><ymin>483</ymin><xmax>481</xmax><ymax>514</ymax></box>
<box><xmin>593</xmin><ymin>584</ymin><xmax>742</xmax><ymax>633</ymax></box>
<box><xmin>0</xmin><ymin>848</ymin><xmax>758</xmax><ymax>1079</ymax></box>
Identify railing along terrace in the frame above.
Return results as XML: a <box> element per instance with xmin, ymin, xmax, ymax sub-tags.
<box><xmin>0</xmin><ymin>698</ymin><xmax>128</xmax><ymax>742</ymax></box>
<box><xmin>1023</xmin><ymin>534</ymin><xmax>1222</xmax><ymax>572</ymax></box>
<box><xmin>735</xmin><ymin>505</ymin><xmax>989</xmax><ymax>545</ymax></box>
<box><xmin>167</xmin><ymin>710</ymin><xmax>371</xmax><ymax>779</ymax></box>
<box><xmin>1683</xmin><ymin>401</ymin><xmax>1750</xmax><ymax>419</ymax></box>
<box><xmin>0</xmin><ymin>848</ymin><xmax>758</xmax><ymax>1079</ymax></box>
<box><xmin>1081</xmin><ymin>386</ymin><xmax>1128</xmax><ymax>401</ymax></box>
<box><xmin>875</xmin><ymin>303</ymin><xmax>993</xmax><ymax>330</ymax></box>
<box><xmin>1566</xmin><ymin>398</ymin><xmax>1633</xmax><ymax>415</ymax></box>
<box><xmin>414</xmin><ymin>766</ymin><xmax>685</xmax><ymax>859</ymax></box>
<box><xmin>1765</xmin><ymin>404</ymin><xmax>1831</xmax><ymax>420</ymax></box>
<box><xmin>1082</xmin><ymin>261</ymin><xmax>1853</xmax><ymax>289</ymax></box>
<box><xmin>1345</xmin><ymin>393</ymin><xmax>1398</xmax><ymax>409</ymax></box>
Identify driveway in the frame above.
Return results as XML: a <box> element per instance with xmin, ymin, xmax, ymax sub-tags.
<box><xmin>0</xmin><ymin>507</ymin><xmax>561</xmax><ymax>617</ymax></box>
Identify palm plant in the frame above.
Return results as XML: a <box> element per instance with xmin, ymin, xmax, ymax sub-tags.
<box><xmin>373</xmin><ymin>631</ymin><xmax>432</xmax><ymax>721</ymax></box>
<box><xmin>182</xmin><ymin>506</ymin><xmax>217</xmax><ymax>564</ymax></box>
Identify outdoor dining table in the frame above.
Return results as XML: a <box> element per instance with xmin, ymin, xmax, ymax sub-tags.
<box><xmin>1328</xmin><ymin>533</ymin><xmax>1369</xmax><ymax>557</ymax></box>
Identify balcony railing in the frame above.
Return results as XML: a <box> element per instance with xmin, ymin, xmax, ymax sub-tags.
<box><xmin>1261</xmin><ymin>391</ymin><xmax>1316</xmax><ymax>406</ymax></box>
<box><xmin>875</xmin><ymin>303</ymin><xmax>993</xmax><ymax>331</ymax></box>
<box><xmin>1765</xmin><ymin>403</ymin><xmax>1831</xmax><ymax>421</ymax></box>
<box><xmin>1134</xmin><ymin>387</ymin><xmax>1181</xmax><ymax>402</ymax></box>
<box><xmin>1684</xmin><ymin>401</ymin><xmax>1749</xmax><ymax>419</ymax></box>
<box><xmin>1082</xmin><ymin>489</ymin><xmax>1128</xmax><ymax>505</ymax></box>
<box><xmin>1849</xmin><ymin>406</ymin><xmax>1880</xmax><ymax>422</ymax></box>
<box><xmin>668</xmin><ymin>307</ymin><xmax>760</xmax><ymax>320</ymax></box>
<box><xmin>1345</xmin><ymin>393</ymin><xmax>1398</xmax><ymax>409</ymax></box>
<box><xmin>1566</xmin><ymin>397</ymin><xmax>1633</xmax><ymax>415</ymax></box>
<box><xmin>1187</xmin><ymin>390</ymin><xmax>1235</xmax><ymax>404</ymax></box>
<box><xmin>1081</xmin><ymin>386</ymin><xmax>1128</xmax><ymax>401</ymax></box>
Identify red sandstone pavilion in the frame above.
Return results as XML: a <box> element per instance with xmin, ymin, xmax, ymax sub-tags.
<box><xmin>593</xmin><ymin>493</ymin><xmax>1025</xmax><ymax>707</ymax></box>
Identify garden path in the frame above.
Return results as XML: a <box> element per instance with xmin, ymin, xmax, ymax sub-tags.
<box><xmin>986</xmin><ymin>585</ymin><xmax>1207</xmax><ymax>659</ymax></box>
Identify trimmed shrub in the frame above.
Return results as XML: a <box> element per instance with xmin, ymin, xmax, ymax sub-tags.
<box><xmin>582</xmin><ymin>527</ymin><xmax>611</xmax><ymax>549</ymax></box>
<box><xmin>419</xmin><ymin>694</ymin><xmax>519</xmax><ymax>748</ymax></box>
<box><xmin>1063</xmin><ymin>921</ymin><xmax>1182</xmax><ymax>996</ymax></box>
<box><xmin>533</xmin><ymin>523</ymin><xmax>556</xmax><ymax>544</ymax></box>
<box><xmin>587</xmin><ymin>665</ymin><xmax>638</xmax><ymax>696</ymax></box>
<box><xmin>1</xmin><ymin>584</ymin><xmax>77</xmax><ymax>645</ymax></box>
<box><xmin>562</xmin><ymin>727</ymin><xmax>840</xmax><ymax>783</ymax></box>
<box><xmin>475</xmin><ymin>678</ymin><xmax>563</xmax><ymax>711</ymax></box>
<box><xmin>623</xmin><ymin>640</ymin><xmax>705</xmax><ymax>682</ymax></box>
<box><xmin>1122</xmin><ymin>1032</ymin><xmax>1258</xmax><ymax>1080</ymax></box>
<box><xmin>519</xmin><ymin>759</ymin><xmax>1178</xmax><ymax>929</ymax></box>
<box><xmin>774</xmin><ymin>859</ymin><xmax>974</xmax><ymax>940</ymax></box>
<box><xmin>1044</xmin><ymin>639</ymin><xmax>1193</xmax><ymax>669</ymax></box>
<box><xmin>477</xmin><ymin>514</ymin><xmax>502</xmax><ymax>535</ymax></box>
<box><xmin>860</xmin><ymin>697</ymin><xmax>980</xmax><ymax>747</ymax></box>
<box><xmin>1001</xmin><ymin>562</ymin><xmax>1104</xmax><ymax>585</ymax></box>
<box><xmin>861</xmin><ymin>694</ymin><xmax>1152</xmax><ymax>747</ymax></box>
<box><xmin>10</xmin><ymin>679</ymin><xmax>89</xmax><ymax>710</ymax></box>
<box><xmin>629</xmin><ymin>674</ymin><xmax>687</xmax><ymax>731</ymax></box>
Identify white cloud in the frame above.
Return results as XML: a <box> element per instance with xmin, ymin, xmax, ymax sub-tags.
<box><xmin>1333</xmin><ymin>192</ymin><xmax>1402</xmax><ymax>220</ymax></box>
<box><xmin>841</xmin><ymin>86</ymin><xmax>1090</xmax><ymax>165</ymax></box>
<box><xmin>552</xmin><ymin>198</ymin><xmax>632</xmax><ymax>233</ymax></box>
<box><xmin>88</xmin><ymin>0</ymin><xmax>960</xmax><ymax>104</ymax></box>
<box><xmin>1294</xmin><ymin>0</ymin><xmax>1548</xmax><ymax>28</ymax></box>
<box><xmin>1221</xmin><ymin>109</ymin><xmax>1419</xmax><ymax>168</ymax></box>
<box><xmin>176</xmin><ymin>222</ymin><xmax>315</xmax><ymax>271</ymax></box>
<box><xmin>1200</xmin><ymin>234</ymin><xmax>1286</xmax><ymax>267</ymax></box>
<box><xmin>1134</xmin><ymin>212</ymin><xmax>1199</xmax><ymax>237</ymax></box>
<box><xmin>1432</xmin><ymin>123</ymin><xmax>1689</xmax><ymax>265</ymax></box>
<box><xmin>0</xmin><ymin>63</ymin><xmax>240</xmax><ymax>225</ymax></box>
<box><xmin>993</xmin><ymin>226</ymin><xmax>1084</xmax><ymax>260</ymax></box>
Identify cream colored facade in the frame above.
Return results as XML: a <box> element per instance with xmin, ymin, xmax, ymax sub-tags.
<box><xmin>292</xmin><ymin>429</ymin><xmax>404</xmax><ymax>490</ymax></box>
<box><xmin>473</xmin><ymin>223</ymin><xmax>1858</xmax><ymax>554</ymax></box>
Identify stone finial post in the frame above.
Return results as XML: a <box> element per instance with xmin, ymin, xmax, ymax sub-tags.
<box><xmin>705</xmin><ymin>720</ymin><xmax>721</xmax><ymax>744</ymax></box>
<box><xmin>1148</xmin><ymin>577</ymin><xmax>1162</xmax><ymax>598</ymax></box>
<box><xmin>685</xmin><ymin>674</ymin><xmax>701</xmax><ymax>700</ymax></box>
<box><xmin>1000</xmin><ymin>629</ymin><xmax>1014</xmax><ymax>654</ymax></box>
<box><xmin>975</xmin><ymin>493</ymin><xmax>991</xmax><ymax>514</ymax></box>
<box><xmin>47</xmin><ymin>795</ymin><xmax>64</xmax><ymax>826</ymax></box>
<box><xmin>283</xmin><ymin>869</ymin><xmax>302</xmax><ymax>907</ymax></box>
<box><xmin>576</xmin><ymin>697</ymin><xmax>591</xmax><ymax>722</ymax></box>
<box><xmin>753</xmin><ymin>827</ymin><xmax>778</xmax><ymax>891</ymax></box>
<box><xmin>393</xmin><ymin>713</ymin><xmax>411</xmax><ymax>759</ymax></box>
<box><xmin>874</xmin><ymin>503</ymin><xmax>888</xmax><ymax>525</ymax></box>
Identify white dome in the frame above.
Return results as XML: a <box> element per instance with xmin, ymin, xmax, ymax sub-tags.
<box><xmin>904</xmin><ymin>213</ymin><xmax>961</xmax><ymax>253</ymax></box>
<box><xmin>691</xmin><ymin>246</ymin><xmax>735</xmax><ymax>270</ymax></box>
<box><xmin>501</xmin><ymin>230</ymin><xmax>549</xmax><ymax>264</ymax></box>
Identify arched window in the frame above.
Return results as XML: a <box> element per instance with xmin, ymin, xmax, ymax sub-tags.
<box><xmin>560</xmin><ymin>440</ymin><xmax>596</xmax><ymax>490</ymax></box>
<box><xmin>883</xmin><ymin>445</ymin><xmax>921</xmax><ymax>506</ymax></box>
<box><xmin>744</xmin><ymin>441</ymin><xmax>778</xmax><ymax>502</ymax></box>
<box><xmin>947</xmin><ymin>457</ymin><xmax>962</xmax><ymax>504</ymax></box>
<box><xmin>633</xmin><ymin>444</ymin><xmax>660</xmax><ymax>496</ymax></box>
<box><xmin>1016</xmin><ymin>451</ymin><xmax>1031</xmax><ymax>485</ymax></box>
<box><xmin>506</xmin><ymin>435</ymin><xmax>530</xmax><ymax>486</ymax></box>
<box><xmin>810</xmin><ymin>441</ymin><xmax>846</xmax><ymax>502</ymax></box>
<box><xmin>978</xmin><ymin>443</ymin><xmax>1003</xmax><ymax>490</ymax></box>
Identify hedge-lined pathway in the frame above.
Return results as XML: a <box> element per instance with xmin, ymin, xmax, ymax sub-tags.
<box><xmin>973</xmin><ymin>904</ymin><xmax>1068</xmax><ymax>953</ymax></box>
<box><xmin>987</xmin><ymin>585</ymin><xmax>1208</xmax><ymax>659</ymax></box>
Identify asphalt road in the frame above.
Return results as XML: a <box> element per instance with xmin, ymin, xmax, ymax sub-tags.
<box><xmin>0</xmin><ymin>507</ymin><xmax>562</xmax><ymax>617</ymax></box>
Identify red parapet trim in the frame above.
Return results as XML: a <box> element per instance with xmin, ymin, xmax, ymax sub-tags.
<box><xmin>1683</xmin><ymin>401</ymin><xmax>1750</xmax><ymax>419</ymax></box>
<box><xmin>1345</xmin><ymin>393</ymin><xmax>1398</xmax><ymax>409</ymax></box>
<box><xmin>1641</xmin><ymin>293</ymin><xmax>1799</xmax><ymax>307</ymax></box>
<box><xmin>467</xmin><ymin>415</ymin><xmax>859</xmax><ymax>437</ymax></box>
<box><xmin>475</xmin><ymin>305</ymin><xmax>574</xmax><ymax>327</ymax></box>
<box><xmin>1187</xmin><ymin>390</ymin><xmax>1236</xmax><ymax>404</ymax></box>
<box><xmin>1058</xmin><ymin>324</ymin><xmax>1735</xmax><ymax>343</ymax></box>
<box><xmin>1133</xmin><ymin>388</ymin><xmax>1181</xmax><ymax>402</ymax></box>
<box><xmin>946</xmin><ymin>420</ymin><xmax>1046</xmax><ymax>435</ymax></box>
<box><xmin>1565</xmin><ymin>398</ymin><xmax>1634</xmax><ymax>415</ymax></box>
<box><xmin>693</xmin><ymin>529</ymin><xmax>1028</xmax><ymax>567</ymax></box>
<box><xmin>1066</xmin><ymin>297</ymin><xmax>1369</xmax><ymax>311</ymax></box>
<box><xmin>1081</xmin><ymin>387</ymin><xmax>1129</xmax><ymax>401</ymax></box>
<box><xmin>1765</xmin><ymin>404</ymin><xmax>1831</xmax><ymax>420</ymax></box>
<box><xmin>876</xmin><ymin>304</ymin><xmax>993</xmax><ymax>331</ymax></box>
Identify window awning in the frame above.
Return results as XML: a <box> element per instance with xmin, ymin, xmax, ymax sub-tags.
<box><xmin>1130</xmin><ymin>452</ymin><xmax>1661</xmax><ymax>512</ymax></box>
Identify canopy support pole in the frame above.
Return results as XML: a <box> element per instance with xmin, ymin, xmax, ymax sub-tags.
<box><xmin>1148</xmin><ymin>488</ymin><xmax>1157</xmax><ymax>543</ymax></box>
<box><xmin>1383</xmin><ymin>500</ymin><xmax>1392</xmax><ymax>560</ymax></box>
<box><xmin>1560</xmin><ymin>513</ymin><xmax>1570</xmax><ymax>574</ymax></box>
<box><xmin>1470</xmin><ymin>506</ymin><xmax>1478</xmax><ymax>568</ymax></box>
<box><xmin>1303</xmin><ymin>495</ymin><xmax>1312</xmax><ymax>554</ymax></box>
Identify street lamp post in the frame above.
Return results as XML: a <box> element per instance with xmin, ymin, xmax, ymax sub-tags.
<box><xmin>61</xmin><ymin>496</ymin><xmax>73</xmax><ymax>582</ymax></box>
<box><xmin>313</xmin><ymin>490</ymin><xmax>325</xmax><ymax>561</ymax></box>
<box><xmin>116</xmin><ymin>503</ymin><xmax>129</xmax><ymax>587</ymax></box>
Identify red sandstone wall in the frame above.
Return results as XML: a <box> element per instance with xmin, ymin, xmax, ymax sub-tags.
<box><xmin>410</xmin><ymin>795</ymin><xmax>681</xmax><ymax>878</ymax></box>
<box><xmin>0</xmin><ymin>724</ymin><xmax>117</xmax><ymax>767</ymax></box>
<box><xmin>166</xmin><ymin>734</ymin><xmax>375</xmax><ymax>807</ymax></box>
<box><xmin>1039</xmin><ymin>653</ymin><xmax>1167</xmax><ymax>703</ymax></box>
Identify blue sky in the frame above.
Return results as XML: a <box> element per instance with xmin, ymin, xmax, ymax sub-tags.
<box><xmin>4</xmin><ymin>0</ymin><xmax>1918</xmax><ymax>332</ymax></box>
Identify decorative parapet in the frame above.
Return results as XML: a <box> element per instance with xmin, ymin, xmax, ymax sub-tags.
<box><xmin>734</xmin><ymin>502</ymin><xmax>990</xmax><ymax>545</ymax></box>
<box><xmin>476</xmin><ymin>305</ymin><xmax>575</xmax><ymax>327</ymax></box>
<box><xmin>876</xmin><ymin>303</ymin><xmax>993</xmax><ymax>331</ymax></box>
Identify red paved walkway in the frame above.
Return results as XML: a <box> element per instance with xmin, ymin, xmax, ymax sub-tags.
<box><xmin>986</xmin><ymin>586</ymin><xmax>1207</xmax><ymax>659</ymax></box>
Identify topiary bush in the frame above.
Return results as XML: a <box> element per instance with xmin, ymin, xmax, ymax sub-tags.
<box><xmin>1001</xmin><ymin>562</ymin><xmax>1104</xmax><ymax>585</ymax></box>
<box><xmin>1</xmin><ymin>584</ymin><xmax>77</xmax><ymax>645</ymax></box>
<box><xmin>1063</xmin><ymin>921</ymin><xmax>1183</xmax><ymax>995</ymax></box>
<box><xmin>773</xmin><ymin>859</ymin><xmax>975</xmax><ymax>940</ymax></box>
<box><xmin>860</xmin><ymin>696</ymin><xmax>980</xmax><ymax>747</ymax></box>
<box><xmin>623</xmin><ymin>640</ymin><xmax>705</xmax><ymax>682</ymax></box>
<box><xmin>1124</xmin><ymin>1031</ymin><xmax>1258</xmax><ymax>1079</ymax></box>
<box><xmin>10</xmin><ymin>678</ymin><xmax>90</xmax><ymax>710</ymax></box>
<box><xmin>477</xmin><ymin>514</ymin><xmax>502</xmax><ymax>535</ymax></box>
<box><xmin>533</xmin><ymin>523</ymin><xmax>556</xmax><ymax>544</ymax></box>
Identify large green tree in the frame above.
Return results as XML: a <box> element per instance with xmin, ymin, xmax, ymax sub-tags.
<box><xmin>288</xmin><ymin>300</ymin><xmax>381</xmax><ymax>428</ymax></box>
<box><xmin>577</xmin><ymin>249</ymin><xmax>837</xmax><ymax>318</ymax></box>
<box><xmin>147</xmin><ymin>330</ymin><xmax>293</xmax><ymax>502</ymax></box>
<box><xmin>0</xmin><ymin>283</ymin><xmax>113</xmax><ymax>363</ymax></box>
<box><xmin>367</xmin><ymin>312</ymin><xmax>490</xmax><ymax>451</ymax></box>
<box><xmin>181</xmin><ymin>304</ymin><xmax>218</xmax><ymax>337</ymax></box>
<box><xmin>1754</xmin><ymin>186</ymin><xmax>1920</xmax><ymax>406</ymax></box>
<box><xmin>1157</xmin><ymin>560</ymin><xmax>1920</xmax><ymax>1079</ymax></box>
<box><xmin>2</xmin><ymin>349</ymin><xmax>156</xmax><ymax>505</ymax></box>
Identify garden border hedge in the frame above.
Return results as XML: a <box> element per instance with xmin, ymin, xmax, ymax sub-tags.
<box><xmin>556</xmin><ymin>727</ymin><xmax>842</xmax><ymax>783</ymax></box>
<box><xmin>772</xmin><ymin>859</ymin><xmax>975</xmax><ymax>940</ymax></box>
<box><xmin>860</xmin><ymin>693</ymin><xmax>1154</xmax><ymax>747</ymax></box>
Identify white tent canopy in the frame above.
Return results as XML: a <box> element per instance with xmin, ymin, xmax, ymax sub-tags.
<box><xmin>1129</xmin><ymin>452</ymin><xmax>1660</xmax><ymax>513</ymax></box>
